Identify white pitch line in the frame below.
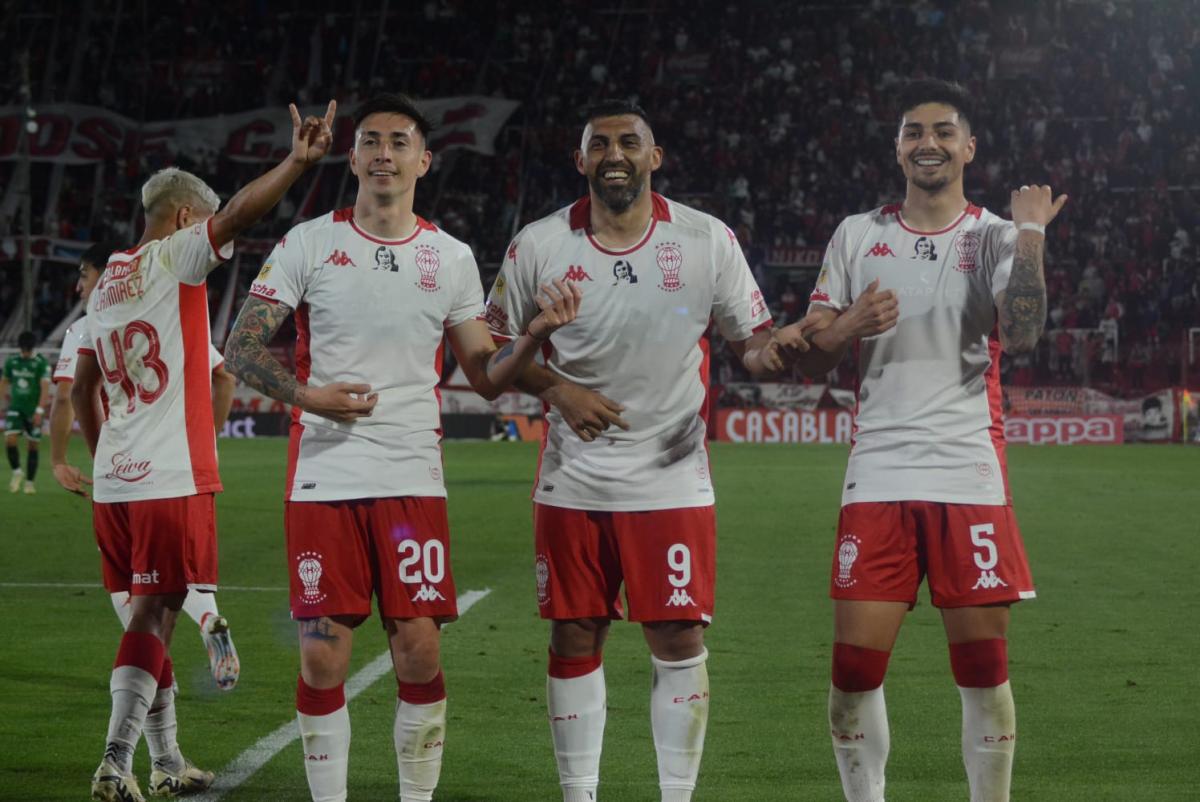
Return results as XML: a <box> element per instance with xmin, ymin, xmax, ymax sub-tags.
<box><xmin>192</xmin><ymin>587</ymin><xmax>492</xmax><ymax>802</ymax></box>
<box><xmin>0</xmin><ymin>582</ymin><xmax>287</xmax><ymax>592</ymax></box>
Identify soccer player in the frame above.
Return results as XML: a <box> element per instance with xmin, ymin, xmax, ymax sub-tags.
<box><xmin>483</xmin><ymin>100</ymin><xmax>799</xmax><ymax>802</ymax></box>
<box><xmin>73</xmin><ymin>100</ymin><xmax>338</xmax><ymax>802</ymax></box>
<box><xmin>52</xmin><ymin>242</ymin><xmax>242</xmax><ymax>692</ymax></box>
<box><xmin>223</xmin><ymin>93</ymin><xmax>582</xmax><ymax>802</ymax></box>
<box><xmin>3</xmin><ymin>330</ymin><xmax>50</xmax><ymax>493</ymax></box>
<box><xmin>791</xmin><ymin>79</ymin><xmax>1067</xmax><ymax>802</ymax></box>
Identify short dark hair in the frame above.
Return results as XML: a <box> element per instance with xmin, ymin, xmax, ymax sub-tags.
<box><xmin>17</xmin><ymin>331</ymin><xmax>35</xmax><ymax>351</ymax></box>
<box><xmin>897</xmin><ymin>79</ymin><xmax>975</xmax><ymax>131</ymax></box>
<box><xmin>583</xmin><ymin>99</ymin><xmax>653</xmax><ymax>131</ymax></box>
<box><xmin>352</xmin><ymin>93</ymin><xmax>433</xmax><ymax>145</ymax></box>
<box><xmin>80</xmin><ymin>241</ymin><xmax>118</xmax><ymax>270</ymax></box>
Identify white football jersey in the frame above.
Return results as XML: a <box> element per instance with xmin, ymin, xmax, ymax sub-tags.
<box><xmin>57</xmin><ymin>317</ymin><xmax>223</xmax><ymax>383</ymax></box>
<box><xmin>250</xmin><ymin>208</ymin><xmax>484</xmax><ymax>502</ymax></box>
<box><xmin>810</xmin><ymin>203</ymin><xmax>1018</xmax><ymax>506</ymax></box>
<box><xmin>82</xmin><ymin>219</ymin><xmax>232</xmax><ymax>502</ymax></box>
<box><xmin>486</xmin><ymin>193</ymin><xmax>771</xmax><ymax>511</ymax></box>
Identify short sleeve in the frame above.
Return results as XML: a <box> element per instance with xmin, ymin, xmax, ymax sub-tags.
<box><xmin>250</xmin><ymin>232</ymin><xmax>307</xmax><ymax>309</ymax></box>
<box><xmin>209</xmin><ymin>344</ymin><xmax>224</xmax><ymax>371</ymax></box>
<box><xmin>446</xmin><ymin>245</ymin><xmax>486</xmax><ymax>328</ymax></box>
<box><xmin>160</xmin><ymin>218</ymin><xmax>234</xmax><ymax>286</ymax></box>
<box><xmin>482</xmin><ymin>231</ymin><xmax>539</xmax><ymax>342</ymax></box>
<box><xmin>808</xmin><ymin>219</ymin><xmax>852</xmax><ymax>312</ymax></box>
<box><xmin>54</xmin><ymin>327</ymin><xmax>84</xmax><ymax>382</ymax></box>
<box><xmin>711</xmin><ymin>221</ymin><xmax>772</xmax><ymax>342</ymax></box>
<box><xmin>986</xmin><ymin>219</ymin><xmax>1018</xmax><ymax>300</ymax></box>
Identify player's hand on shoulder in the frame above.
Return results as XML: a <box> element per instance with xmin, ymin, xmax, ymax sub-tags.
<box><xmin>527</xmin><ymin>279</ymin><xmax>583</xmax><ymax>341</ymax></box>
<box><xmin>289</xmin><ymin>100</ymin><xmax>337</xmax><ymax>166</ymax></box>
<box><xmin>840</xmin><ymin>278</ymin><xmax>899</xmax><ymax>340</ymax></box>
<box><xmin>52</xmin><ymin>462</ymin><xmax>91</xmax><ymax>497</ymax></box>
<box><xmin>542</xmin><ymin>382</ymin><xmax>630</xmax><ymax>443</ymax></box>
<box><xmin>1010</xmin><ymin>184</ymin><xmax>1068</xmax><ymax>228</ymax></box>
<box><xmin>299</xmin><ymin>381</ymin><xmax>378</xmax><ymax>423</ymax></box>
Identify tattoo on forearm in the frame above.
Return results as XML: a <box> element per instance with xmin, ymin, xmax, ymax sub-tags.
<box><xmin>1001</xmin><ymin>235</ymin><xmax>1047</xmax><ymax>352</ymax></box>
<box><xmin>299</xmin><ymin>617</ymin><xmax>339</xmax><ymax>642</ymax></box>
<box><xmin>490</xmin><ymin>341</ymin><xmax>516</xmax><ymax>367</ymax></box>
<box><xmin>225</xmin><ymin>298</ymin><xmax>303</xmax><ymax>403</ymax></box>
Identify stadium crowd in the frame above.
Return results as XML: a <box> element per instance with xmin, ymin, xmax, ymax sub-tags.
<box><xmin>3</xmin><ymin>0</ymin><xmax>1198</xmax><ymax>393</ymax></box>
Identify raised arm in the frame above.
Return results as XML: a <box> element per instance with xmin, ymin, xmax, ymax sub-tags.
<box><xmin>208</xmin><ymin>101</ymin><xmax>337</xmax><ymax>249</ymax></box>
<box><xmin>225</xmin><ymin>297</ymin><xmax>376</xmax><ymax>423</ymax></box>
<box><xmin>996</xmin><ymin>185</ymin><xmax>1068</xmax><ymax>354</ymax></box>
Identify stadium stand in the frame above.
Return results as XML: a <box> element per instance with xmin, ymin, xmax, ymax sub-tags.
<box><xmin>2</xmin><ymin>0</ymin><xmax>1198</xmax><ymax>396</ymax></box>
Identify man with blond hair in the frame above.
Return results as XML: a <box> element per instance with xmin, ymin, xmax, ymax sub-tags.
<box><xmin>74</xmin><ymin>102</ymin><xmax>337</xmax><ymax>802</ymax></box>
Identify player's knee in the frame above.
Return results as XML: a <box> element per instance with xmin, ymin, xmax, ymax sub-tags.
<box><xmin>949</xmin><ymin>638</ymin><xmax>1008</xmax><ymax>688</ymax></box>
<box><xmin>831</xmin><ymin>642</ymin><xmax>891</xmax><ymax>692</ymax></box>
<box><xmin>550</xmin><ymin>618</ymin><xmax>608</xmax><ymax>658</ymax></box>
<box><xmin>643</xmin><ymin>620</ymin><xmax>704</xmax><ymax>661</ymax></box>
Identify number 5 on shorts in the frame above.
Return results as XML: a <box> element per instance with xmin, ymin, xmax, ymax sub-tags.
<box><xmin>969</xmin><ymin>523</ymin><xmax>998</xmax><ymax>570</ymax></box>
<box><xmin>667</xmin><ymin>543</ymin><xmax>692</xmax><ymax>588</ymax></box>
<box><xmin>398</xmin><ymin>539</ymin><xmax>445</xmax><ymax>584</ymax></box>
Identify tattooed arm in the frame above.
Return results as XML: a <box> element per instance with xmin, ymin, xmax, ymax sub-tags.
<box><xmin>997</xmin><ymin>185</ymin><xmax>1068</xmax><ymax>355</ymax></box>
<box><xmin>225</xmin><ymin>296</ymin><xmax>377</xmax><ymax>422</ymax></box>
<box><xmin>446</xmin><ymin>278</ymin><xmax>582</xmax><ymax>400</ymax></box>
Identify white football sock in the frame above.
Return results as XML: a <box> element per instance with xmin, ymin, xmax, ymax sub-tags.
<box><xmin>650</xmin><ymin>649</ymin><xmax>710</xmax><ymax>801</ymax></box>
<box><xmin>106</xmin><ymin>665</ymin><xmax>159</xmax><ymax>774</ymax></box>
<box><xmin>394</xmin><ymin>697</ymin><xmax>447</xmax><ymax>802</ymax></box>
<box><xmin>297</xmin><ymin>706</ymin><xmax>351</xmax><ymax>802</ymax></box>
<box><xmin>144</xmin><ymin>686</ymin><xmax>185</xmax><ymax>773</ymax></box>
<box><xmin>829</xmin><ymin>684</ymin><xmax>889</xmax><ymax>802</ymax></box>
<box><xmin>110</xmin><ymin>592</ymin><xmax>132</xmax><ymax>630</ymax></box>
<box><xmin>182</xmin><ymin>589</ymin><xmax>219</xmax><ymax>628</ymax></box>
<box><xmin>548</xmin><ymin>664</ymin><xmax>606</xmax><ymax>800</ymax></box>
<box><xmin>959</xmin><ymin>682</ymin><xmax>1016</xmax><ymax>802</ymax></box>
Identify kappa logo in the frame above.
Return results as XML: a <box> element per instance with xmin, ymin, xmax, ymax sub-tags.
<box><xmin>323</xmin><ymin>249</ymin><xmax>356</xmax><ymax>267</ymax></box>
<box><xmin>666</xmin><ymin>588</ymin><xmax>697</xmax><ymax>608</ymax></box>
<box><xmin>564</xmin><ymin>265</ymin><xmax>594</xmax><ymax>282</ymax></box>
<box><xmin>411</xmin><ymin>584</ymin><xmax>446</xmax><ymax>602</ymax></box>
<box><xmin>972</xmin><ymin>570</ymin><xmax>1009</xmax><ymax>591</ymax></box>
<box><xmin>507</xmin><ymin>239</ymin><xmax>519</xmax><ymax>261</ymax></box>
<box><xmin>867</xmin><ymin>242</ymin><xmax>897</xmax><ymax>258</ymax></box>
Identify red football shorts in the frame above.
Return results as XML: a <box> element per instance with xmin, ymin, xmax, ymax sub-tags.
<box><xmin>285</xmin><ymin>497</ymin><xmax>458</xmax><ymax>622</ymax></box>
<box><xmin>533</xmin><ymin>503</ymin><xmax>715</xmax><ymax>624</ymax></box>
<box><xmin>830</xmin><ymin>501</ymin><xmax>1036</xmax><ymax>608</ymax></box>
<box><xmin>93</xmin><ymin>494</ymin><xmax>218</xmax><ymax>595</ymax></box>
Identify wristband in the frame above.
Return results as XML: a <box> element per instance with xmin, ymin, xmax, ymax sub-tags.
<box><xmin>1017</xmin><ymin>222</ymin><xmax>1045</xmax><ymax>235</ymax></box>
<box><xmin>35</xmin><ymin>406</ymin><xmax>45</xmax><ymax>414</ymax></box>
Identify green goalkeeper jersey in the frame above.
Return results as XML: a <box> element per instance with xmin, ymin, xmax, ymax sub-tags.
<box><xmin>3</xmin><ymin>353</ymin><xmax>49</xmax><ymax>414</ymax></box>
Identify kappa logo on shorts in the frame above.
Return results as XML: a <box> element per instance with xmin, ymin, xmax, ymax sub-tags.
<box><xmin>835</xmin><ymin>534</ymin><xmax>862</xmax><ymax>589</ymax></box>
<box><xmin>971</xmin><ymin>570</ymin><xmax>1009</xmax><ymax>591</ymax></box>
<box><xmin>411</xmin><ymin>584</ymin><xmax>446</xmax><ymax>603</ymax></box>
<box><xmin>666</xmin><ymin>588</ymin><xmax>697</xmax><ymax>608</ymax></box>
<box><xmin>535</xmin><ymin>554</ymin><xmax>550</xmax><ymax>606</ymax></box>
<box><xmin>297</xmin><ymin>551</ymin><xmax>327</xmax><ymax>604</ymax></box>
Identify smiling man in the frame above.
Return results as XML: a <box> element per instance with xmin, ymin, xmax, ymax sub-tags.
<box><xmin>224</xmin><ymin>93</ymin><xmax>580</xmax><ymax>802</ymax></box>
<box><xmin>484</xmin><ymin>99</ymin><xmax>802</xmax><ymax>802</ymax></box>
<box><xmin>787</xmin><ymin>78</ymin><xmax>1068</xmax><ymax>802</ymax></box>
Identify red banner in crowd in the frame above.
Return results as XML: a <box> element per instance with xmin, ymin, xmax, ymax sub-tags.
<box><xmin>0</xmin><ymin>97</ymin><xmax>520</xmax><ymax>165</ymax></box>
<box><xmin>1004</xmin><ymin>415</ymin><xmax>1124</xmax><ymax>445</ymax></box>
<box><xmin>716</xmin><ymin>408</ymin><xmax>853</xmax><ymax>443</ymax></box>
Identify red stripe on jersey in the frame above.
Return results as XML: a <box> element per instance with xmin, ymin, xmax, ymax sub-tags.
<box><xmin>179</xmin><ymin>282</ymin><xmax>221</xmax><ymax>494</ymax></box>
<box><xmin>985</xmin><ymin>326</ymin><xmax>1011</xmax><ymax>502</ymax></box>
<box><xmin>433</xmin><ymin>337</ymin><xmax>445</xmax><ymax>439</ymax></box>
<box><xmin>285</xmin><ymin>303</ymin><xmax>312</xmax><ymax>502</ymax></box>
<box><xmin>896</xmin><ymin>206</ymin><xmax>973</xmax><ymax>236</ymax></box>
<box><xmin>698</xmin><ymin>331</ymin><xmax>713</xmax><ymax>439</ymax></box>
<box><xmin>78</xmin><ymin>347</ymin><xmax>96</xmax><ymax>355</ymax></box>
<box><xmin>532</xmin><ymin>339</ymin><xmax>555</xmax><ymax>500</ymax></box>
<box><xmin>568</xmin><ymin>192</ymin><xmax>672</xmax><ymax>231</ymax></box>
<box><xmin>850</xmin><ymin>338</ymin><xmax>862</xmax><ymax>450</ymax></box>
<box><xmin>333</xmin><ymin>207</ymin><xmax>354</xmax><ymax>223</ymax></box>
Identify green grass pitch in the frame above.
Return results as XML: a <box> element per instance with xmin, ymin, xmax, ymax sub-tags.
<box><xmin>0</xmin><ymin>439</ymin><xmax>1197</xmax><ymax>801</ymax></box>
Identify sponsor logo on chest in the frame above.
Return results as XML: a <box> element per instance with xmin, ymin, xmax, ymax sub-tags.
<box><xmin>105</xmin><ymin>451</ymin><xmax>152</xmax><ymax>483</ymax></box>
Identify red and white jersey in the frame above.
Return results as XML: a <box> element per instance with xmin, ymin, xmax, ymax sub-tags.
<box><xmin>486</xmin><ymin>194</ymin><xmax>771</xmax><ymax>511</ymax></box>
<box><xmin>810</xmin><ymin>203</ymin><xmax>1018</xmax><ymax>506</ymax></box>
<box><xmin>250</xmin><ymin>208</ymin><xmax>484</xmax><ymax>502</ymax></box>
<box><xmin>81</xmin><ymin>220</ymin><xmax>231</xmax><ymax>503</ymax></box>
<box><xmin>56</xmin><ymin>317</ymin><xmax>223</xmax><ymax>383</ymax></box>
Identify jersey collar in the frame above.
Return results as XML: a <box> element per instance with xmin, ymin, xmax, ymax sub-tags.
<box><xmin>569</xmin><ymin>192</ymin><xmax>672</xmax><ymax>256</ymax></box>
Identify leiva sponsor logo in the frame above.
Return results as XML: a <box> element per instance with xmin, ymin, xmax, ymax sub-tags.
<box><xmin>105</xmin><ymin>451</ymin><xmax>152</xmax><ymax>482</ymax></box>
